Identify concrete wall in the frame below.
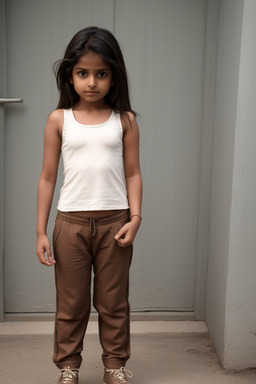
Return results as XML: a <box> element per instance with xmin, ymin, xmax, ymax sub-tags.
<box><xmin>224</xmin><ymin>0</ymin><xmax>256</xmax><ymax>369</ymax></box>
<box><xmin>3</xmin><ymin>0</ymin><xmax>207</xmax><ymax>314</ymax></box>
<box><xmin>206</xmin><ymin>0</ymin><xmax>256</xmax><ymax>370</ymax></box>
<box><xmin>0</xmin><ymin>0</ymin><xmax>7</xmax><ymax>322</ymax></box>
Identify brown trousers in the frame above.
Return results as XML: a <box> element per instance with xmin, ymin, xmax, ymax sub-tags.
<box><xmin>52</xmin><ymin>209</ymin><xmax>132</xmax><ymax>370</ymax></box>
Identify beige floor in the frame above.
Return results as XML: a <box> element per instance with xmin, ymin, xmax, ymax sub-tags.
<box><xmin>0</xmin><ymin>320</ymin><xmax>256</xmax><ymax>384</ymax></box>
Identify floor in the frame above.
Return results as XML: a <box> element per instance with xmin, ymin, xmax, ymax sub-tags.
<box><xmin>0</xmin><ymin>320</ymin><xmax>256</xmax><ymax>384</ymax></box>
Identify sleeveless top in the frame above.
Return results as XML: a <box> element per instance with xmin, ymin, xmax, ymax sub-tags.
<box><xmin>57</xmin><ymin>109</ymin><xmax>129</xmax><ymax>211</ymax></box>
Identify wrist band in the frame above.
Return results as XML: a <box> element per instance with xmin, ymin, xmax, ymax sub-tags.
<box><xmin>130</xmin><ymin>214</ymin><xmax>142</xmax><ymax>221</ymax></box>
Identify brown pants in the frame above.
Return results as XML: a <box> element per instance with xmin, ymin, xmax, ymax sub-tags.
<box><xmin>52</xmin><ymin>209</ymin><xmax>132</xmax><ymax>370</ymax></box>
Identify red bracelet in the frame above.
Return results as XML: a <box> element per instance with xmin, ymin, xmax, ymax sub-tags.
<box><xmin>130</xmin><ymin>214</ymin><xmax>142</xmax><ymax>221</ymax></box>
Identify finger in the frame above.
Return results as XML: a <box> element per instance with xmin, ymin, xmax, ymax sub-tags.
<box><xmin>45</xmin><ymin>247</ymin><xmax>56</xmax><ymax>265</ymax></box>
<box><xmin>37</xmin><ymin>248</ymin><xmax>55</xmax><ymax>266</ymax></box>
<box><xmin>114</xmin><ymin>227</ymin><xmax>127</xmax><ymax>241</ymax></box>
<box><xmin>117</xmin><ymin>241</ymin><xmax>127</xmax><ymax>248</ymax></box>
<box><xmin>43</xmin><ymin>257</ymin><xmax>55</xmax><ymax>266</ymax></box>
<box><xmin>116</xmin><ymin>236</ymin><xmax>132</xmax><ymax>247</ymax></box>
<box><xmin>46</xmin><ymin>258</ymin><xmax>56</xmax><ymax>265</ymax></box>
<box><xmin>44</xmin><ymin>243</ymin><xmax>54</xmax><ymax>259</ymax></box>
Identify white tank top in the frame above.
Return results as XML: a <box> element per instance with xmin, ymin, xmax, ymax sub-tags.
<box><xmin>57</xmin><ymin>109</ymin><xmax>129</xmax><ymax>211</ymax></box>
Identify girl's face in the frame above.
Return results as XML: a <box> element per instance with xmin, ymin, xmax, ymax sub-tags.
<box><xmin>70</xmin><ymin>51</ymin><xmax>113</xmax><ymax>106</ymax></box>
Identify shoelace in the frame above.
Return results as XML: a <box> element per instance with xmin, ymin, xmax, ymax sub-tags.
<box><xmin>57</xmin><ymin>368</ymin><xmax>78</xmax><ymax>383</ymax></box>
<box><xmin>105</xmin><ymin>367</ymin><xmax>133</xmax><ymax>383</ymax></box>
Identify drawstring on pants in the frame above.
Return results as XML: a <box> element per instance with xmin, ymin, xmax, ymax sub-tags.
<box><xmin>89</xmin><ymin>218</ymin><xmax>97</xmax><ymax>238</ymax></box>
<box><xmin>56</xmin><ymin>209</ymin><xmax>129</xmax><ymax>239</ymax></box>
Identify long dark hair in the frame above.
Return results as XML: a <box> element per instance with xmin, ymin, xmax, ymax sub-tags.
<box><xmin>55</xmin><ymin>26</ymin><xmax>136</xmax><ymax>116</ymax></box>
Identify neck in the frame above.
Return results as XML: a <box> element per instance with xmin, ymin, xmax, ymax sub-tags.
<box><xmin>74</xmin><ymin>98</ymin><xmax>110</xmax><ymax>112</ymax></box>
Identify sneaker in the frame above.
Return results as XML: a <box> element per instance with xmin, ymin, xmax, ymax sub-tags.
<box><xmin>103</xmin><ymin>367</ymin><xmax>133</xmax><ymax>384</ymax></box>
<box><xmin>57</xmin><ymin>367</ymin><xmax>79</xmax><ymax>384</ymax></box>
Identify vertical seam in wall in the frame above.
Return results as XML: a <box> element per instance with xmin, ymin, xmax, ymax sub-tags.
<box><xmin>113</xmin><ymin>0</ymin><xmax>116</xmax><ymax>35</ymax></box>
<box><xmin>194</xmin><ymin>0</ymin><xmax>220</xmax><ymax>319</ymax></box>
<box><xmin>223</xmin><ymin>0</ymin><xmax>245</xmax><ymax>367</ymax></box>
<box><xmin>0</xmin><ymin>0</ymin><xmax>7</xmax><ymax>321</ymax></box>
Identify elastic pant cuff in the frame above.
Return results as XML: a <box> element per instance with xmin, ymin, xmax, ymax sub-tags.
<box><xmin>56</xmin><ymin>361</ymin><xmax>81</xmax><ymax>370</ymax></box>
<box><xmin>103</xmin><ymin>358</ymin><xmax>127</xmax><ymax>370</ymax></box>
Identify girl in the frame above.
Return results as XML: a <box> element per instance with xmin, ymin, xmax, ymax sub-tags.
<box><xmin>36</xmin><ymin>27</ymin><xmax>142</xmax><ymax>384</ymax></box>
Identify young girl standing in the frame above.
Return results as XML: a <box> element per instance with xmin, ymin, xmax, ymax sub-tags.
<box><xmin>36</xmin><ymin>27</ymin><xmax>142</xmax><ymax>384</ymax></box>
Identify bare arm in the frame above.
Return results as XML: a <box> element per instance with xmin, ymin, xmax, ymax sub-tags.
<box><xmin>36</xmin><ymin>109</ymin><xmax>63</xmax><ymax>266</ymax></box>
<box><xmin>114</xmin><ymin>112</ymin><xmax>143</xmax><ymax>247</ymax></box>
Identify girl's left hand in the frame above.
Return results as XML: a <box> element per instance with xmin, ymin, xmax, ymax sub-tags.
<box><xmin>114</xmin><ymin>218</ymin><xmax>141</xmax><ymax>247</ymax></box>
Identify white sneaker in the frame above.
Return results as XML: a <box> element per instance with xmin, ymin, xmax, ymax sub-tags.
<box><xmin>57</xmin><ymin>367</ymin><xmax>79</xmax><ymax>384</ymax></box>
<box><xmin>103</xmin><ymin>367</ymin><xmax>133</xmax><ymax>384</ymax></box>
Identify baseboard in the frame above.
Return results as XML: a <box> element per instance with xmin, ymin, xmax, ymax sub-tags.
<box><xmin>4</xmin><ymin>311</ymin><xmax>195</xmax><ymax>322</ymax></box>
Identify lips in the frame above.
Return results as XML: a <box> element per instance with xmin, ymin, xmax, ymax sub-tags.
<box><xmin>85</xmin><ymin>91</ymin><xmax>99</xmax><ymax>95</ymax></box>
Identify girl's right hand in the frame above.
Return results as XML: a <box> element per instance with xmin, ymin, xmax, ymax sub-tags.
<box><xmin>36</xmin><ymin>234</ymin><xmax>56</xmax><ymax>267</ymax></box>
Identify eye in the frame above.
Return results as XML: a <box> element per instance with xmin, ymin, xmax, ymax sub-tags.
<box><xmin>98</xmin><ymin>71</ymin><xmax>107</xmax><ymax>79</ymax></box>
<box><xmin>77</xmin><ymin>71</ymin><xmax>87</xmax><ymax>77</ymax></box>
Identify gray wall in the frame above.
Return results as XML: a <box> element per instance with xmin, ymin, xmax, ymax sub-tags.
<box><xmin>206</xmin><ymin>0</ymin><xmax>256</xmax><ymax>370</ymax></box>
<box><xmin>0</xmin><ymin>0</ymin><xmax>7</xmax><ymax>322</ymax></box>
<box><xmin>2</xmin><ymin>0</ymin><xmax>256</xmax><ymax>370</ymax></box>
<box><xmin>3</xmin><ymin>0</ymin><xmax>207</xmax><ymax>315</ymax></box>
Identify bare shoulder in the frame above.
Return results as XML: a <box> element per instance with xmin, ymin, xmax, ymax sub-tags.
<box><xmin>121</xmin><ymin>111</ymin><xmax>138</xmax><ymax>134</ymax></box>
<box><xmin>48</xmin><ymin>109</ymin><xmax>63</xmax><ymax>125</ymax></box>
<box><xmin>46</xmin><ymin>109</ymin><xmax>64</xmax><ymax>136</ymax></box>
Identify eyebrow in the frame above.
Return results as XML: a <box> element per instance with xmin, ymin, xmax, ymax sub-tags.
<box><xmin>75</xmin><ymin>67</ymin><xmax>111</xmax><ymax>71</ymax></box>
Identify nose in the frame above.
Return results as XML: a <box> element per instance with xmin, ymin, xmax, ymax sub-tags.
<box><xmin>88</xmin><ymin>74</ymin><xmax>97</xmax><ymax>88</ymax></box>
